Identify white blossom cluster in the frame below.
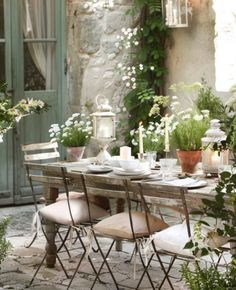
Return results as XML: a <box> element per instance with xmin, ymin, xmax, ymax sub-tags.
<box><xmin>83</xmin><ymin>0</ymin><xmax>114</xmax><ymax>12</ymax></box>
<box><xmin>0</xmin><ymin>98</ymin><xmax>46</xmax><ymax>143</ymax></box>
<box><xmin>115</xmin><ymin>28</ymin><xmax>139</xmax><ymax>50</ymax></box>
<box><xmin>117</xmin><ymin>63</ymin><xmax>155</xmax><ymax>89</ymax></box>
<box><xmin>49</xmin><ymin>113</ymin><xmax>93</xmax><ymax>147</ymax></box>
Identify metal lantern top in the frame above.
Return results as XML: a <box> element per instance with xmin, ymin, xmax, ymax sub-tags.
<box><xmin>91</xmin><ymin>94</ymin><xmax>115</xmax><ymax>118</ymax></box>
<box><xmin>202</xmin><ymin>119</ymin><xmax>226</xmax><ymax>144</ymax></box>
<box><xmin>162</xmin><ymin>0</ymin><xmax>189</xmax><ymax>28</ymax></box>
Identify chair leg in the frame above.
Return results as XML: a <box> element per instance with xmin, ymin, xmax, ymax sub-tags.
<box><xmin>136</xmin><ymin>252</ymin><xmax>155</xmax><ymax>289</ymax></box>
<box><xmin>91</xmin><ymin>235</ymin><xmax>119</xmax><ymax>290</ymax></box>
<box><xmin>28</xmin><ymin>253</ymin><xmax>47</xmax><ymax>286</ymax></box>
<box><xmin>135</xmin><ymin>241</ymin><xmax>155</xmax><ymax>290</ymax></box>
<box><xmin>157</xmin><ymin>255</ymin><xmax>176</xmax><ymax>290</ymax></box>
<box><xmin>24</xmin><ymin>232</ymin><xmax>38</xmax><ymax>248</ymax></box>
<box><xmin>151</xmin><ymin>241</ymin><xmax>175</xmax><ymax>290</ymax></box>
<box><xmin>67</xmin><ymin>232</ymin><xmax>103</xmax><ymax>289</ymax></box>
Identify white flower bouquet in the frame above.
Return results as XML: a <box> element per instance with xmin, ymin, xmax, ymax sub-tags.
<box><xmin>130</xmin><ymin>121</ymin><xmax>166</xmax><ymax>153</ymax></box>
<box><xmin>49</xmin><ymin>113</ymin><xmax>93</xmax><ymax>147</ymax></box>
<box><xmin>150</xmin><ymin>95</ymin><xmax>210</xmax><ymax>151</ymax></box>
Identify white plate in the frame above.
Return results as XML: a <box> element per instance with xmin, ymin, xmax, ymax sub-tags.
<box><xmin>164</xmin><ymin>177</ymin><xmax>208</xmax><ymax>189</ymax></box>
<box><xmin>113</xmin><ymin>168</ymin><xmax>151</xmax><ymax>176</ymax></box>
<box><xmin>86</xmin><ymin>165</ymin><xmax>113</xmax><ymax>173</ymax></box>
<box><xmin>187</xmin><ymin>180</ymin><xmax>208</xmax><ymax>189</ymax></box>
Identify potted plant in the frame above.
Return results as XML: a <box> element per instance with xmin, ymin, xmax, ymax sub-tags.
<box><xmin>0</xmin><ymin>217</ymin><xmax>11</xmax><ymax>268</ymax></box>
<box><xmin>149</xmin><ymin>93</ymin><xmax>210</xmax><ymax>173</ymax></box>
<box><xmin>49</xmin><ymin>113</ymin><xmax>93</xmax><ymax>161</ymax></box>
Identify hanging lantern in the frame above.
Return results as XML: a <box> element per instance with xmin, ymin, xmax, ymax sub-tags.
<box><xmin>91</xmin><ymin>95</ymin><xmax>116</xmax><ymax>163</ymax></box>
<box><xmin>201</xmin><ymin>119</ymin><xmax>228</xmax><ymax>176</ymax></box>
<box><xmin>162</xmin><ymin>0</ymin><xmax>189</xmax><ymax>28</ymax></box>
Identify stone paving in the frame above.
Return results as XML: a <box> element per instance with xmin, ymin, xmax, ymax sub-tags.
<box><xmin>0</xmin><ymin>204</ymin><xmax>187</xmax><ymax>290</ymax></box>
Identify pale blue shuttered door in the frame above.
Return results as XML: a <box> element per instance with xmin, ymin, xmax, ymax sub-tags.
<box><xmin>0</xmin><ymin>0</ymin><xmax>66</xmax><ymax>205</ymax></box>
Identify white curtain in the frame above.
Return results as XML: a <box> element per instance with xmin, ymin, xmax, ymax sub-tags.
<box><xmin>22</xmin><ymin>0</ymin><xmax>56</xmax><ymax>89</ymax></box>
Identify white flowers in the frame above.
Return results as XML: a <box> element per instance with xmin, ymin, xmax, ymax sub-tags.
<box><xmin>130</xmin><ymin>121</ymin><xmax>168</xmax><ymax>152</ymax></box>
<box><xmin>83</xmin><ymin>0</ymin><xmax>114</xmax><ymax>12</ymax></box>
<box><xmin>115</xmin><ymin>27</ymin><xmax>139</xmax><ymax>51</ymax></box>
<box><xmin>48</xmin><ymin>113</ymin><xmax>93</xmax><ymax>147</ymax></box>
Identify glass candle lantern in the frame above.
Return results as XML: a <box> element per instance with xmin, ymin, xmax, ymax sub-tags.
<box><xmin>91</xmin><ymin>95</ymin><xmax>116</xmax><ymax>162</ymax></box>
<box><xmin>201</xmin><ymin>119</ymin><xmax>228</xmax><ymax>176</ymax></box>
<box><xmin>162</xmin><ymin>0</ymin><xmax>189</xmax><ymax>28</ymax></box>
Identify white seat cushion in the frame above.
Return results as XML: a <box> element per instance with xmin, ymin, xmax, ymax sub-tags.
<box><xmin>153</xmin><ymin>221</ymin><xmax>229</xmax><ymax>257</ymax></box>
<box><xmin>94</xmin><ymin>211</ymin><xmax>169</xmax><ymax>239</ymax></box>
<box><xmin>56</xmin><ymin>191</ymin><xmax>84</xmax><ymax>201</ymax></box>
<box><xmin>39</xmin><ymin>199</ymin><xmax>108</xmax><ymax>226</ymax></box>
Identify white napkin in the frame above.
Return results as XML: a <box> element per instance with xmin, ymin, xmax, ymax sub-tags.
<box><xmin>164</xmin><ymin>177</ymin><xmax>198</xmax><ymax>187</ymax></box>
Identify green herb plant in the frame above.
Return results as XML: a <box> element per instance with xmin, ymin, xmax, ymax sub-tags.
<box><xmin>0</xmin><ymin>217</ymin><xmax>11</xmax><ymax>267</ymax></box>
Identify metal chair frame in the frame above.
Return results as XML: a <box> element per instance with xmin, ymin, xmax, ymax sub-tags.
<box><xmin>134</xmin><ymin>181</ymin><xmax>228</xmax><ymax>290</ymax></box>
<box><xmin>78</xmin><ymin>174</ymin><xmax>168</xmax><ymax>290</ymax></box>
<box><xmin>25</xmin><ymin>163</ymin><xmax>100</xmax><ymax>288</ymax></box>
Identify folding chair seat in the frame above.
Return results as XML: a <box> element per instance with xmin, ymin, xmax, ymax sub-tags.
<box><xmin>25</xmin><ymin>163</ymin><xmax>109</xmax><ymax>287</ymax></box>
<box><xmin>22</xmin><ymin>141</ymin><xmax>110</xmax><ymax>247</ymax></box>
<box><xmin>74</xmin><ymin>174</ymin><xmax>169</xmax><ymax>290</ymax></box>
<box><xmin>133</xmin><ymin>181</ymin><xmax>230</xmax><ymax>290</ymax></box>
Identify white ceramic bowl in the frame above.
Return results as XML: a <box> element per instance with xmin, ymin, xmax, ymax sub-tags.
<box><xmin>119</xmin><ymin>159</ymin><xmax>140</xmax><ymax>172</ymax></box>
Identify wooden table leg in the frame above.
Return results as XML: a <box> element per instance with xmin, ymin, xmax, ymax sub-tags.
<box><xmin>44</xmin><ymin>185</ymin><xmax>58</xmax><ymax>268</ymax></box>
<box><xmin>115</xmin><ymin>198</ymin><xmax>125</xmax><ymax>251</ymax></box>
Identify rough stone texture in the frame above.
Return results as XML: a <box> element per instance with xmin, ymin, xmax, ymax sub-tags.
<box><xmin>67</xmin><ymin>1</ymin><xmax>132</xmax><ymax>114</ymax></box>
<box><xmin>0</xmin><ymin>204</ymin><xmax>189</xmax><ymax>290</ymax></box>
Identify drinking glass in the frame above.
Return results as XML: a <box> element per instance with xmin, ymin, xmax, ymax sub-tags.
<box><xmin>159</xmin><ymin>158</ymin><xmax>177</xmax><ymax>180</ymax></box>
<box><xmin>145</xmin><ymin>151</ymin><xmax>157</xmax><ymax>169</ymax></box>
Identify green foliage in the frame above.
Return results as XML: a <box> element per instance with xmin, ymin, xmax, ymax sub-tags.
<box><xmin>49</xmin><ymin>113</ymin><xmax>93</xmax><ymax>147</ymax></box>
<box><xmin>0</xmin><ymin>217</ymin><xmax>11</xmax><ymax>266</ymax></box>
<box><xmin>172</xmin><ymin>111</ymin><xmax>209</xmax><ymax>151</ymax></box>
<box><xmin>0</xmin><ymin>82</ymin><xmax>49</xmax><ymax>141</ymax></box>
<box><xmin>122</xmin><ymin>0</ymin><xmax>169</xmax><ymax>147</ymax></box>
<box><xmin>182</xmin><ymin>262</ymin><xmax>236</xmax><ymax>290</ymax></box>
<box><xmin>196</xmin><ymin>79</ymin><xmax>226</xmax><ymax>120</ymax></box>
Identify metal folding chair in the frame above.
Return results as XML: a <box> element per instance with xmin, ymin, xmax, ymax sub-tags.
<box><xmin>133</xmin><ymin>181</ymin><xmax>230</xmax><ymax>290</ymax></box>
<box><xmin>79</xmin><ymin>174</ymin><xmax>169</xmax><ymax>289</ymax></box>
<box><xmin>25</xmin><ymin>163</ymin><xmax>108</xmax><ymax>287</ymax></box>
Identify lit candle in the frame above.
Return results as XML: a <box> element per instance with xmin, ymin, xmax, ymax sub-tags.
<box><xmin>139</xmin><ymin>122</ymin><xmax>144</xmax><ymax>155</ymax></box>
<box><xmin>120</xmin><ymin>146</ymin><xmax>131</xmax><ymax>160</ymax></box>
<box><xmin>164</xmin><ymin>115</ymin><xmax>170</xmax><ymax>152</ymax></box>
<box><xmin>211</xmin><ymin>151</ymin><xmax>220</xmax><ymax>168</ymax></box>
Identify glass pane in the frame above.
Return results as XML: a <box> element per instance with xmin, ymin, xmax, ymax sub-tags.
<box><xmin>23</xmin><ymin>0</ymin><xmax>55</xmax><ymax>39</ymax></box>
<box><xmin>24</xmin><ymin>42</ymin><xmax>56</xmax><ymax>90</ymax></box>
<box><xmin>0</xmin><ymin>0</ymin><xmax>4</xmax><ymax>38</ymax></box>
<box><xmin>0</xmin><ymin>44</ymin><xmax>5</xmax><ymax>82</ymax></box>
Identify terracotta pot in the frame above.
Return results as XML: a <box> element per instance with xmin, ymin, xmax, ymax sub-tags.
<box><xmin>66</xmin><ymin>146</ymin><xmax>85</xmax><ymax>162</ymax></box>
<box><xmin>176</xmin><ymin>150</ymin><xmax>202</xmax><ymax>174</ymax></box>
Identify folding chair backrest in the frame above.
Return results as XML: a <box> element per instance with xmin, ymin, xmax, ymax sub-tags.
<box><xmin>129</xmin><ymin>181</ymin><xmax>191</xmax><ymax>238</ymax></box>
<box><xmin>25</xmin><ymin>163</ymin><xmax>69</xmax><ymax>190</ymax></box>
<box><xmin>22</xmin><ymin>142</ymin><xmax>60</xmax><ymax>162</ymax></box>
<box><xmin>82</xmin><ymin>174</ymin><xmax>128</xmax><ymax>199</ymax></box>
<box><xmin>25</xmin><ymin>163</ymin><xmax>79</xmax><ymax>225</ymax></box>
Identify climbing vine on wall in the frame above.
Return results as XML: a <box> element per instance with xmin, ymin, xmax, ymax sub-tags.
<box><xmin>120</xmin><ymin>0</ymin><xmax>169</xmax><ymax>144</ymax></box>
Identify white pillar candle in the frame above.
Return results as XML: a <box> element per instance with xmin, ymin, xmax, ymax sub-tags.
<box><xmin>139</xmin><ymin>122</ymin><xmax>144</xmax><ymax>155</ymax></box>
<box><xmin>211</xmin><ymin>151</ymin><xmax>221</xmax><ymax>168</ymax></box>
<box><xmin>164</xmin><ymin>115</ymin><xmax>170</xmax><ymax>152</ymax></box>
<box><xmin>120</xmin><ymin>146</ymin><xmax>131</xmax><ymax>160</ymax></box>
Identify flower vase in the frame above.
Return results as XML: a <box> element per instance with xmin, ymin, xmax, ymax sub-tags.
<box><xmin>176</xmin><ymin>150</ymin><xmax>202</xmax><ymax>174</ymax></box>
<box><xmin>66</xmin><ymin>146</ymin><xmax>85</xmax><ymax>162</ymax></box>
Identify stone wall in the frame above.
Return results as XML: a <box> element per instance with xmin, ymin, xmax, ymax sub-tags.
<box><xmin>66</xmin><ymin>0</ymin><xmax>133</xmax><ymax>116</ymax></box>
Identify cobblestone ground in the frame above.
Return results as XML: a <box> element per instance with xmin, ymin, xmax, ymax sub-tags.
<box><xmin>0</xmin><ymin>205</ymin><xmax>188</xmax><ymax>290</ymax></box>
